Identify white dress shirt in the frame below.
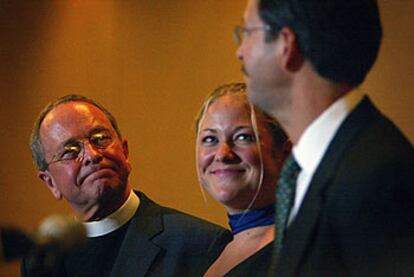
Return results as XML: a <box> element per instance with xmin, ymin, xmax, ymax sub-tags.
<box><xmin>288</xmin><ymin>89</ymin><xmax>364</xmax><ymax>225</ymax></box>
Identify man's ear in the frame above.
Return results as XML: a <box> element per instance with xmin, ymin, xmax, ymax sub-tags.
<box><xmin>278</xmin><ymin>26</ymin><xmax>304</xmax><ymax>72</ymax></box>
<box><xmin>122</xmin><ymin>139</ymin><xmax>132</xmax><ymax>173</ymax></box>
<box><xmin>39</xmin><ymin>171</ymin><xmax>62</xmax><ymax>200</ymax></box>
<box><xmin>122</xmin><ymin>139</ymin><xmax>129</xmax><ymax>159</ymax></box>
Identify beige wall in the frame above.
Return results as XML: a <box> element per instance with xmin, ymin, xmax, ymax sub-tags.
<box><xmin>1</xmin><ymin>1</ymin><xmax>413</xmax><ymax>275</ymax></box>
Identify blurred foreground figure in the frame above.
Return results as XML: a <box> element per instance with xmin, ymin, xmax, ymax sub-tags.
<box><xmin>23</xmin><ymin>94</ymin><xmax>230</xmax><ymax>277</ymax></box>
<box><xmin>236</xmin><ymin>0</ymin><xmax>414</xmax><ymax>275</ymax></box>
<box><xmin>1</xmin><ymin>214</ymin><xmax>85</xmax><ymax>277</ymax></box>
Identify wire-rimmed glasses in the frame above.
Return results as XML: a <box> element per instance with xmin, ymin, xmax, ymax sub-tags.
<box><xmin>46</xmin><ymin>129</ymin><xmax>115</xmax><ymax>168</ymax></box>
<box><xmin>233</xmin><ymin>25</ymin><xmax>271</xmax><ymax>45</ymax></box>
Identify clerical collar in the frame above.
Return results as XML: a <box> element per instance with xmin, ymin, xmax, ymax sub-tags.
<box><xmin>83</xmin><ymin>191</ymin><xmax>140</xmax><ymax>238</ymax></box>
<box><xmin>228</xmin><ymin>205</ymin><xmax>275</xmax><ymax>235</ymax></box>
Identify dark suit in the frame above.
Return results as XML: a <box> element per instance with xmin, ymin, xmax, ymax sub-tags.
<box><xmin>22</xmin><ymin>191</ymin><xmax>231</xmax><ymax>277</ymax></box>
<box><xmin>276</xmin><ymin>97</ymin><xmax>414</xmax><ymax>276</ymax></box>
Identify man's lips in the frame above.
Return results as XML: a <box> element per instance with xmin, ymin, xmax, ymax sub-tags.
<box><xmin>78</xmin><ymin>165</ymin><xmax>116</xmax><ymax>185</ymax></box>
<box><xmin>241</xmin><ymin>65</ymin><xmax>249</xmax><ymax>77</ymax></box>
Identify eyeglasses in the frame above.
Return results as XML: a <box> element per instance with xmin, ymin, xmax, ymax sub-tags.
<box><xmin>46</xmin><ymin>130</ymin><xmax>115</xmax><ymax>168</ymax></box>
<box><xmin>233</xmin><ymin>25</ymin><xmax>271</xmax><ymax>45</ymax></box>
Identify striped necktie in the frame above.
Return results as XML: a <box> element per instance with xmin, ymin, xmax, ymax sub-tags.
<box><xmin>275</xmin><ymin>154</ymin><xmax>301</xmax><ymax>255</ymax></box>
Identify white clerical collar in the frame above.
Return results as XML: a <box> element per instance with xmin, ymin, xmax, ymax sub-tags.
<box><xmin>293</xmin><ymin>89</ymin><xmax>364</xmax><ymax>175</ymax></box>
<box><xmin>83</xmin><ymin>191</ymin><xmax>140</xmax><ymax>238</ymax></box>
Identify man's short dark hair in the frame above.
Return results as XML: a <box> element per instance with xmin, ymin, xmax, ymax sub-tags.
<box><xmin>30</xmin><ymin>94</ymin><xmax>122</xmax><ymax>171</ymax></box>
<box><xmin>258</xmin><ymin>0</ymin><xmax>382</xmax><ymax>85</ymax></box>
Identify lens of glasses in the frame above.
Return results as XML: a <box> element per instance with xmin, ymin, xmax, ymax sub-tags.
<box><xmin>233</xmin><ymin>26</ymin><xmax>243</xmax><ymax>45</ymax></box>
<box><xmin>89</xmin><ymin>132</ymin><xmax>113</xmax><ymax>149</ymax></box>
<box><xmin>59</xmin><ymin>144</ymin><xmax>83</xmax><ymax>161</ymax></box>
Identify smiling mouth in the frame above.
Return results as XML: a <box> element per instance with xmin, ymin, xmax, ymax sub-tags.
<box><xmin>211</xmin><ymin>169</ymin><xmax>245</xmax><ymax>177</ymax></box>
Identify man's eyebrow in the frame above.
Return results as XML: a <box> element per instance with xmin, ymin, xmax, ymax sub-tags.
<box><xmin>57</xmin><ymin>126</ymin><xmax>111</xmax><ymax>147</ymax></box>
<box><xmin>86</xmin><ymin>126</ymin><xmax>111</xmax><ymax>136</ymax></box>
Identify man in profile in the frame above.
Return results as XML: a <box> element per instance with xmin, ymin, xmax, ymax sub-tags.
<box><xmin>236</xmin><ymin>0</ymin><xmax>414</xmax><ymax>275</ymax></box>
<box><xmin>23</xmin><ymin>94</ymin><xmax>230</xmax><ymax>276</ymax></box>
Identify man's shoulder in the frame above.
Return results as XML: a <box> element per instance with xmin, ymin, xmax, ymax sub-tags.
<box><xmin>329</xmin><ymin>97</ymin><xmax>413</xmax><ymax>164</ymax></box>
<box><xmin>133</xmin><ymin>190</ymin><xmax>232</xmax><ymax>256</ymax></box>
<box><xmin>161</xmin><ymin>205</ymin><xmax>224</xmax><ymax>231</ymax></box>
<box><xmin>135</xmin><ymin>190</ymin><xmax>227</xmax><ymax>233</ymax></box>
<box><xmin>348</xmin><ymin>98</ymin><xmax>413</xmax><ymax>161</ymax></box>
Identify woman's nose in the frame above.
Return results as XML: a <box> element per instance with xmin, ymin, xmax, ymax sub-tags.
<box><xmin>215</xmin><ymin>143</ymin><xmax>235</xmax><ymax>162</ymax></box>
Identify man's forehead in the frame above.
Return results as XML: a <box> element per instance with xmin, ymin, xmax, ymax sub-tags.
<box><xmin>40</xmin><ymin>101</ymin><xmax>111</xmax><ymax>143</ymax></box>
<box><xmin>43</xmin><ymin>102</ymin><xmax>107</xmax><ymax>125</ymax></box>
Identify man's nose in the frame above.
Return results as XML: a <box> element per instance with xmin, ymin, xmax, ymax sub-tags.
<box><xmin>81</xmin><ymin>142</ymin><xmax>103</xmax><ymax>165</ymax></box>
<box><xmin>236</xmin><ymin>43</ymin><xmax>244</xmax><ymax>61</ymax></box>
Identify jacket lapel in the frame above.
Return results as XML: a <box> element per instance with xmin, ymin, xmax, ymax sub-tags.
<box><xmin>110</xmin><ymin>192</ymin><xmax>163</xmax><ymax>277</ymax></box>
<box><xmin>277</xmin><ymin>97</ymin><xmax>380</xmax><ymax>276</ymax></box>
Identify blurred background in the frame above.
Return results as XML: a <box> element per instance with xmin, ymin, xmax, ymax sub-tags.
<box><xmin>1</xmin><ymin>1</ymin><xmax>413</xmax><ymax>275</ymax></box>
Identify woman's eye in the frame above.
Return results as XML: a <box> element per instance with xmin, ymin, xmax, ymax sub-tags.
<box><xmin>235</xmin><ymin>133</ymin><xmax>256</xmax><ymax>143</ymax></box>
<box><xmin>201</xmin><ymin>136</ymin><xmax>218</xmax><ymax>144</ymax></box>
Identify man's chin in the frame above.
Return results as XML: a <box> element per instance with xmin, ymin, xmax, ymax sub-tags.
<box><xmin>246</xmin><ymin>85</ymin><xmax>272</xmax><ymax>113</ymax></box>
<box><xmin>241</xmin><ymin>65</ymin><xmax>249</xmax><ymax>77</ymax></box>
<box><xmin>245</xmin><ymin>81</ymin><xmax>259</xmax><ymax>104</ymax></box>
<box><xmin>91</xmin><ymin>177</ymin><xmax>120</xmax><ymax>191</ymax></box>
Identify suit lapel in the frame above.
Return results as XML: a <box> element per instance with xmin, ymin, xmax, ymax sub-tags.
<box><xmin>110</xmin><ymin>192</ymin><xmax>163</xmax><ymax>277</ymax></box>
<box><xmin>277</xmin><ymin>97</ymin><xmax>380</xmax><ymax>276</ymax></box>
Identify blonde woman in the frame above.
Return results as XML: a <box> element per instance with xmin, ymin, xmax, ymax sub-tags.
<box><xmin>196</xmin><ymin>83</ymin><xmax>290</xmax><ymax>276</ymax></box>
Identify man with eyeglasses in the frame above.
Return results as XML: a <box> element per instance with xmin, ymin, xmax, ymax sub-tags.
<box><xmin>235</xmin><ymin>0</ymin><xmax>414</xmax><ymax>276</ymax></box>
<box><xmin>22</xmin><ymin>94</ymin><xmax>230</xmax><ymax>277</ymax></box>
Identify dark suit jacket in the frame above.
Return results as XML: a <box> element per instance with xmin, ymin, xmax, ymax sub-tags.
<box><xmin>22</xmin><ymin>191</ymin><xmax>231</xmax><ymax>277</ymax></box>
<box><xmin>275</xmin><ymin>97</ymin><xmax>414</xmax><ymax>277</ymax></box>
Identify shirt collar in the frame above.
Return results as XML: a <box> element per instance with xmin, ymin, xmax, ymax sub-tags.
<box><xmin>83</xmin><ymin>191</ymin><xmax>140</xmax><ymax>238</ymax></box>
<box><xmin>293</xmin><ymin>89</ymin><xmax>364</xmax><ymax>175</ymax></box>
